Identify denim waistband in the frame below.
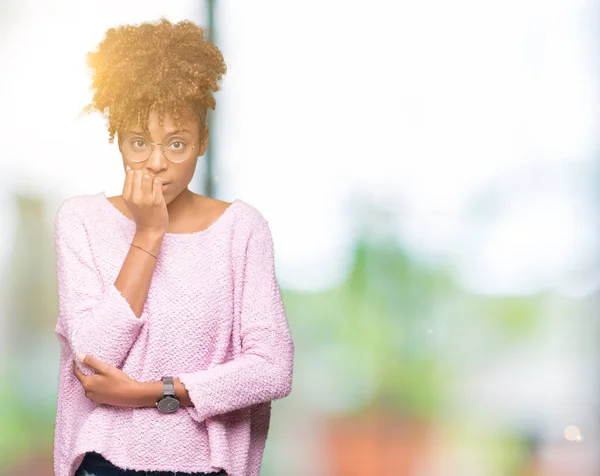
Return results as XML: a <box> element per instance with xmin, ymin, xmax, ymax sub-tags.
<box><xmin>79</xmin><ymin>451</ymin><xmax>226</xmax><ymax>476</ymax></box>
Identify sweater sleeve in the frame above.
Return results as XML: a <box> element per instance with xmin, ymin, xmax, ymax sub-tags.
<box><xmin>178</xmin><ymin>217</ymin><xmax>294</xmax><ymax>422</ymax></box>
<box><xmin>54</xmin><ymin>199</ymin><xmax>146</xmax><ymax>376</ymax></box>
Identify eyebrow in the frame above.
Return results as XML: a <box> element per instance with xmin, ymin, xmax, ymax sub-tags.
<box><xmin>126</xmin><ymin>129</ymin><xmax>194</xmax><ymax>136</ymax></box>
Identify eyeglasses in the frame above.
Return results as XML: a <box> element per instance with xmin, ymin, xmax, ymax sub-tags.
<box><xmin>120</xmin><ymin>135</ymin><xmax>197</xmax><ymax>163</ymax></box>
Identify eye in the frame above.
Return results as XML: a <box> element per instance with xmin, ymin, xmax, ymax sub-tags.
<box><xmin>129</xmin><ymin>137</ymin><xmax>148</xmax><ymax>149</ymax></box>
<box><xmin>168</xmin><ymin>139</ymin><xmax>188</xmax><ymax>151</ymax></box>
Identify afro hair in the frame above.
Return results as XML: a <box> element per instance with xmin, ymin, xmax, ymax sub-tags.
<box><xmin>83</xmin><ymin>17</ymin><xmax>227</xmax><ymax>143</ymax></box>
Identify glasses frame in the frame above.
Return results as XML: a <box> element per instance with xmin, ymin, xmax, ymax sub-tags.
<box><xmin>119</xmin><ymin>135</ymin><xmax>198</xmax><ymax>164</ymax></box>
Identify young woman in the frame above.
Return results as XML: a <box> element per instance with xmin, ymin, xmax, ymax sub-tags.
<box><xmin>52</xmin><ymin>18</ymin><xmax>294</xmax><ymax>476</ymax></box>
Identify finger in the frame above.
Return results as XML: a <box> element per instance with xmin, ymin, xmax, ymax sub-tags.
<box><xmin>132</xmin><ymin>170</ymin><xmax>144</xmax><ymax>203</ymax></box>
<box><xmin>152</xmin><ymin>176</ymin><xmax>163</xmax><ymax>204</ymax></box>
<box><xmin>73</xmin><ymin>360</ymin><xmax>85</xmax><ymax>383</ymax></box>
<box><xmin>123</xmin><ymin>166</ymin><xmax>134</xmax><ymax>199</ymax></box>
<box><xmin>142</xmin><ymin>173</ymin><xmax>153</xmax><ymax>202</ymax></box>
<box><xmin>78</xmin><ymin>353</ymin><xmax>112</xmax><ymax>374</ymax></box>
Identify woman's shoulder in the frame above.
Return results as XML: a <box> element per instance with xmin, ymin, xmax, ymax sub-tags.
<box><xmin>227</xmin><ymin>200</ymin><xmax>280</xmax><ymax>261</ymax></box>
<box><xmin>54</xmin><ymin>191</ymin><xmax>105</xmax><ymax>230</ymax></box>
<box><xmin>57</xmin><ymin>191</ymin><xmax>103</xmax><ymax>213</ymax></box>
<box><xmin>229</xmin><ymin>198</ymin><xmax>273</xmax><ymax>234</ymax></box>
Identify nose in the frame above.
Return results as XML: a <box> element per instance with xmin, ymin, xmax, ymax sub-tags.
<box><xmin>146</xmin><ymin>143</ymin><xmax>168</xmax><ymax>173</ymax></box>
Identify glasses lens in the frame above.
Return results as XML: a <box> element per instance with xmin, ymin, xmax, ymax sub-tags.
<box><xmin>121</xmin><ymin>137</ymin><xmax>195</xmax><ymax>163</ymax></box>
<box><xmin>164</xmin><ymin>139</ymin><xmax>194</xmax><ymax>163</ymax></box>
<box><xmin>122</xmin><ymin>137</ymin><xmax>150</xmax><ymax>163</ymax></box>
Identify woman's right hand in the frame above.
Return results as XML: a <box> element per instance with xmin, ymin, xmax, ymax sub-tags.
<box><xmin>122</xmin><ymin>165</ymin><xmax>169</xmax><ymax>235</ymax></box>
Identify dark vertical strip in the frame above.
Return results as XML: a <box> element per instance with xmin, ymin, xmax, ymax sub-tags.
<box><xmin>203</xmin><ymin>0</ymin><xmax>216</xmax><ymax>198</ymax></box>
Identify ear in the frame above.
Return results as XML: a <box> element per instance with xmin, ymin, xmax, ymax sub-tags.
<box><xmin>198</xmin><ymin>125</ymin><xmax>209</xmax><ymax>157</ymax></box>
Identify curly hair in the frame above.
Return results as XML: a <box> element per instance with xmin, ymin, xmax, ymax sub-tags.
<box><xmin>83</xmin><ymin>18</ymin><xmax>227</xmax><ymax>143</ymax></box>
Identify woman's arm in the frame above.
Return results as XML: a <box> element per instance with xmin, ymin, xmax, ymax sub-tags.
<box><xmin>55</xmin><ymin>198</ymin><xmax>164</xmax><ymax>376</ymax></box>
<box><xmin>133</xmin><ymin>378</ymin><xmax>195</xmax><ymax>407</ymax></box>
<box><xmin>165</xmin><ymin>217</ymin><xmax>294</xmax><ymax>421</ymax></box>
<box><xmin>114</xmin><ymin>229</ymin><xmax>164</xmax><ymax>317</ymax></box>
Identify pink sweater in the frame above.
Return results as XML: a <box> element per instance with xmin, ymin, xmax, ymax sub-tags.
<box><xmin>52</xmin><ymin>191</ymin><xmax>294</xmax><ymax>476</ymax></box>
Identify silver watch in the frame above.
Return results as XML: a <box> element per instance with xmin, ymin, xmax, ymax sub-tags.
<box><xmin>156</xmin><ymin>376</ymin><xmax>180</xmax><ymax>413</ymax></box>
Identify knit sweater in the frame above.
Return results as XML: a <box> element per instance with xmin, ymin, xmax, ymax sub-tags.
<box><xmin>52</xmin><ymin>191</ymin><xmax>295</xmax><ymax>476</ymax></box>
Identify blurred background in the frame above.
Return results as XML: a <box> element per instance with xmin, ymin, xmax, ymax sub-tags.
<box><xmin>1</xmin><ymin>0</ymin><xmax>599</xmax><ymax>475</ymax></box>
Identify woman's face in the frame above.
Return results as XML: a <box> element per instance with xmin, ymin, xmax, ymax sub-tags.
<box><xmin>119</xmin><ymin>110</ymin><xmax>208</xmax><ymax>204</ymax></box>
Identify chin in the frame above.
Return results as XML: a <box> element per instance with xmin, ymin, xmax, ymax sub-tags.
<box><xmin>163</xmin><ymin>189</ymin><xmax>180</xmax><ymax>204</ymax></box>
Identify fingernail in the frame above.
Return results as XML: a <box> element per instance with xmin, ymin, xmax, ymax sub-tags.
<box><xmin>76</xmin><ymin>352</ymin><xmax>86</xmax><ymax>362</ymax></box>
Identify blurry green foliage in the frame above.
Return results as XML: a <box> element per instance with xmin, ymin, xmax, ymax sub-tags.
<box><xmin>284</xmin><ymin>208</ymin><xmax>546</xmax><ymax>422</ymax></box>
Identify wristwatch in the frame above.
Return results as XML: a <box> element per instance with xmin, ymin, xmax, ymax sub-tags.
<box><xmin>156</xmin><ymin>376</ymin><xmax>180</xmax><ymax>413</ymax></box>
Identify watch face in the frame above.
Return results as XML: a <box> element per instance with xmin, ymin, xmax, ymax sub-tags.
<box><xmin>157</xmin><ymin>396</ymin><xmax>180</xmax><ymax>413</ymax></box>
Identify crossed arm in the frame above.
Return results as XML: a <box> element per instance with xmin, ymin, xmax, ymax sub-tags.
<box><xmin>55</xmin><ymin>201</ymin><xmax>294</xmax><ymax>420</ymax></box>
<box><xmin>71</xmin><ymin>353</ymin><xmax>194</xmax><ymax>408</ymax></box>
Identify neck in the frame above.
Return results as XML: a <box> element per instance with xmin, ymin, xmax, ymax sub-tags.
<box><xmin>166</xmin><ymin>187</ymin><xmax>198</xmax><ymax>219</ymax></box>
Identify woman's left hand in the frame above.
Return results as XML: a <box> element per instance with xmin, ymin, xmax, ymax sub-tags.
<box><xmin>73</xmin><ymin>353</ymin><xmax>142</xmax><ymax>407</ymax></box>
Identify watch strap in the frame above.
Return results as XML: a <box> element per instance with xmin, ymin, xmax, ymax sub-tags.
<box><xmin>161</xmin><ymin>376</ymin><xmax>176</xmax><ymax>397</ymax></box>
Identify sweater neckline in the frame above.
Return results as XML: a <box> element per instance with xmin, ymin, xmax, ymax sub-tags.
<box><xmin>97</xmin><ymin>191</ymin><xmax>239</xmax><ymax>240</ymax></box>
